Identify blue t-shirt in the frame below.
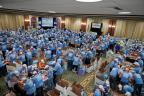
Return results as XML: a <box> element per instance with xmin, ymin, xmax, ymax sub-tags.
<box><xmin>123</xmin><ymin>85</ymin><xmax>134</xmax><ymax>93</ymax></box>
<box><xmin>94</xmin><ymin>89</ymin><xmax>101</xmax><ymax>96</ymax></box>
<box><xmin>45</xmin><ymin>50</ymin><xmax>51</xmax><ymax>59</ymax></box>
<box><xmin>0</xmin><ymin>58</ymin><xmax>4</xmax><ymax>68</ymax></box>
<box><xmin>48</xmin><ymin>70</ymin><xmax>53</xmax><ymax>79</ymax></box>
<box><xmin>54</xmin><ymin>63</ymin><xmax>63</xmax><ymax>75</ymax></box>
<box><xmin>32</xmin><ymin>74</ymin><xmax>44</xmax><ymax>88</ymax></box>
<box><xmin>110</xmin><ymin>67</ymin><xmax>118</xmax><ymax>78</ymax></box>
<box><xmin>121</xmin><ymin>71</ymin><xmax>130</xmax><ymax>84</ymax></box>
<box><xmin>73</xmin><ymin>56</ymin><xmax>80</xmax><ymax>66</ymax></box>
<box><xmin>134</xmin><ymin>73</ymin><xmax>143</xmax><ymax>84</ymax></box>
<box><xmin>68</xmin><ymin>52</ymin><xmax>74</xmax><ymax>60</ymax></box>
<box><xmin>19</xmin><ymin>54</ymin><xmax>26</xmax><ymax>62</ymax></box>
<box><xmin>24</xmin><ymin>79</ymin><xmax>36</xmax><ymax>95</ymax></box>
<box><xmin>26</xmin><ymin>51</ymin><xmax>32</xmax><ymax>60</ymax></box>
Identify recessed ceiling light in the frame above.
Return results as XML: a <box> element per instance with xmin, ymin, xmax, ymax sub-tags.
<box><xmin>118</xmin><ymin>12</ymin><xmax>131</xmax><ymax>14</ymax></box>
<box><xmin>76</xmin><ymin>0</ymin><xmax>102</xmax><ymax>2</ymax></box>
<box><xmin>0</xmin><ymin>5</ymin><xmax>3</xmax><ymax>8</ymax></box>
<box><xmin>48</xmin><ymin>11</ymin><xmax>56</xmax><ymax>13</ymax></box>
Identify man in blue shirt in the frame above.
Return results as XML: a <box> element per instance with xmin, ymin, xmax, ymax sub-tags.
<box><xmin>19</xmin><ymin>51</ymin><xmax>26</xmax><ymax>64</ymax></box>
<box><xmin>9</xmin><ymin>51</ymin><xmax>16</xmax><ymax>64</ymax></box>
<box><xmin>109</xmin><ymin>67</ymin><xmax>118</xmax><ymax>90</ymax></box>
<box><xmin>45</xmin><ymin>48</ymin><xmax>52</xmax><ymax>61</ymax></box>
<box><xmin>32</xmin><ymin>73</ymin><xmax>44</xmax><ymax>96</ymax></box>
<box><xmin>137</xmin><ymin>57</ymin><xmax>144</xmax><ymax>70</ymax></box>
<box><xmin>133</xmin><ymin>63</ymin><xmax>142</xmax><ymax>74</ymax></box>
<box><xmin>24</xmin><ymin>79</ymin><xmax>36</xmax><ymax>96</ymax></box>
<box><xmin>81</xmin><ymin>49</ymin><xmax>86</xmax><ymax>65</ymax></box>
<box><xmin>67</xmin><ymin>51</ymin><xmax>74</xmax><ymax>70</ymax></box>
<box><xmin>123</xmin><ymin>84</ymin><xmax>134</xmax><ymax>95</ymax></box>
<box><xmin>1</xmin><ymin>42</ymin><xmax>7</xmax><ymax>59</ymax></box>
<box><xmin>53</xmin><ymin>62</ymin><xmax>63</xmax><ymax>85</ymax></box>
<box><xmin>85</xmin><ymin>49</ymin><xmax>93</xmax><ymax>65</ymax></box>
<box><xmin>26</xmin><ymin>49</ymin><xmax>32</xmax><ymax>66</ymax></box>
<box><xmin>0</xmin><ymin>54</ymin><xmax>7</xmax><ymax>77</ymax></box>
<box><xmin>94</xmin><ymin>88</ymin><xmax>101</xmax><ymax>96</ymax></box>
<box><xmin>72</xmin><ymin>55</ymin><xmax>80</xmax><ymax>72</ymax></box>
<box><xmin>120</xmin><ymin>68</ymin><xmax>130</xmax><ymax>85</ymax></box>
<box><xmin>140</xmin><ymin>50</ymin><xmax>144</xmax><ymax>62</ymax></box>
<box><xmin>56</xmin><ymin>48</ymin><xmax>62</xmax><ymax>58</ymax></box>
<box><xmin>133</xmin><ymin>73</ymin><xmax>143</xmax><ymax>96</ymax></box>
<box><xmin>47</xmin><ymin>67</ymin><xmax>54</xmax><ymax>90</ymax></box>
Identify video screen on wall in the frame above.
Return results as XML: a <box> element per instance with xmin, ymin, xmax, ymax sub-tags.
<box><xmin>41</xmin><ymin>17</ymin><xmax>54</xmax><ymax>27</ymax></box>
<box><xmin>92</xmin><ymin>23</ymin><xmax>102</xmax><ymax>28</ymax></box>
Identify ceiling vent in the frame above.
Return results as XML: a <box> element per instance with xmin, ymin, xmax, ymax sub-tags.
<box><xmin>113</xmin><ymin>6</ymin><xmax>123</xmax><ymax>10</ymax></box>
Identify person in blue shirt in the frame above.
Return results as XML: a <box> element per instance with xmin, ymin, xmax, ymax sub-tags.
<box><xmin>32</xmin><ymin>47</ymin><xmax>38</xmax><ymax>58</ymax></box>
<box><xmin>9</xmin><ymin>51</ymin><xmax>16</xmax><ymax>64</ymax></box>
<box><xmin>57</xmin><ymin>57</ymin><xmax>63</xmax><ymax>66</ymax></box>
<box><xmin>109</xmin><ymin>67</ymin><xmax>119</xmax><ymax>90</ymax></box>
<box><xmin>92</xmin><ymin>47</ymin><xmax>97</xmax><ymax>57</ymax></box>
<box><xmin>72</xmin><ymin>55</ymin><xmax>80</xmax><ymax>72</ymax></box>
<box><xmin>24</xmin><ymin>79</ymin><xmax>36</xmax><ymax>96</ymax></box>
<box><xmin>120</xmin><ymin>68</ymin><xmax>130</xmax><ymax>85</ymax></box>
<box><xmin>67</xmin><ymin>51</ymin><xmax>74</xmax><ymax>71</ymax></box>
<box><xmin>109</xmin><ymin>59</ymin><xmax>119</xmax><ymax>71</ymax></box>
<box><xmin>93</xmin><ymin>88</ymin><xmax>101</xmax><ymax>96</ymax></box>
<box><xmin>140</xmin><ymin>50</ymin><xmax>144</xmax><ymax>62</ymax></box>
<box><xmin>115</xmin><ymin>44</ymin><xmax>121</xmax><ymax>53</ymax></box>
<box><xmin>56</xmin><ymin>48</ymin><xmax>62</xmax><ymax>58</ymax></box>
<box><xmin>81</xmin><ymin>49</ymin><xmax>86</xmax><ymax>65</ymax></box>
<box><xmin>19</xmin><ymin>51</ymin><xmax>26</xmax><ymax>64</ymax></box>
<box><xmin>0</xmin><ymin>54</ymin><xmax>7</xmax><ymax>77</ymax></box>
<box><xmin>47</xmin><ymin>67</ymin><xmax>54</xmax><ymax>90</ymax></box>
<box><xmin>133</xmin><ymin>63</ymin><xmax>142</xmax><ymax>74</ymax></box>
<box><xmin>32</xmin><ymin>72</ymin><xmax>44</xmax><ymax>96</ymax></box>
<box><xmin>123</xmin><ymin>84</ymin><xmax>134</xmax><ymax>95</ymax></box>
<box><xmin>133</xmin><ymin>73</ymin><xmax>143</xmax><ymax>96</ymax></box>
<box><xmin>26</xmin><ymin>49</ymin><xmax>33</xmax><ymax>66</ymax></box>
<box><xmin>85</xmin><ymin>49</ymin><xmax>93</xmax><ymax>65</ymax></box>
<box><xmin>45</xmin><ymin>48</ymin><xmax>52</xmax><ymax>61</ymax></box>
<box><xmin>53</xmin><ymin>62</ymin><xmax>63</xmax><ymax>85</ymax></box>
<box><xmin>136</xmin><ymin>57</ymin><xmax>144</xmax><ymax>70</ymax></box>
<box><xmin>1</xmin><ymin>42</ymin><xmax>7</xmax><ymax>59</ymax></box>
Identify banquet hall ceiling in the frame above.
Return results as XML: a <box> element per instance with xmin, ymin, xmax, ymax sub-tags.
<box><xmin>0</xmin><ymin>0</ymin><xmax>144</xmax><ymax>16</ymax></box>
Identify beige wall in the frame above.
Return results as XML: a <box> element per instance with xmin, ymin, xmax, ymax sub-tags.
<box><xmin>60</xmin><ymin>17</ymin><xmax>144</xmax><ymax>40</ymax></box>
<box><xmin>0</xmin><ymin>14</ymin><xmax>24</xmax><ymax>31</ymax></box>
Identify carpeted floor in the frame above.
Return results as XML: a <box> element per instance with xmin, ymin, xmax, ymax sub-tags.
<box><xmin>0</xmin><ymin>77</ymin><xmax>8</xmax><ymax>95</ymax></box>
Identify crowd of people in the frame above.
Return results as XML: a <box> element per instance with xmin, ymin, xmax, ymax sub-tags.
<box><xmin>0</xmin><ymin>28</ymin><xmax>143</xmax><ymax>96</ymax></box>
<box><xmin>92</xmin><ymin>38</ymin><xmax>144</xmax><ymax>96</ymax></box>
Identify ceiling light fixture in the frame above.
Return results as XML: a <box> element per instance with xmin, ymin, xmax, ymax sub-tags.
<box><xmin>48</xmin><ymin>11</ymin><xmax>56</xmax><ymax>13</ymax></box>
<box><xmin>0</xmin><ymin>5</ymin><xmax>3</xmax><ymax>8</ymax></box>
<box><xmin>118</xmin><ymin>12</ymin><xmax>131</xmax><ymax>14</ymax></box>
<box><xmin>76</xmin><ymin>0</ymin><xmax>102</xmax><ymax>2</ymax></box>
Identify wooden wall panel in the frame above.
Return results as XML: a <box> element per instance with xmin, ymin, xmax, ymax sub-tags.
<box><xmin>81</xmin><ymin>17</ymin><xmax>87</xmax><ymax>32</ymax></box>
<box><xmin>24</xmin><ymin>15</ymin><xmax>30</xmax><ymax>30</ymax></box>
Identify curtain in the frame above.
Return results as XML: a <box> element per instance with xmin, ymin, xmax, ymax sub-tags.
<box><xmin>125</xmin><ymin>20</ymin><xmax>136</xmax><ymax>39</ymax></box>
<box><xmin>114</xmin><ymin>20</ymin><xmax>127</xmax><ymax>37</ymax></box>
<box><xmin>114</xmin><ymin>20</ymin><xmax>144</xmax><ymax>40</ymax></box>
<box><xmin>65</xmin><ymin>17</ymin><xmax>81</xmax><ymax>32</ymax></box>
<box><xmin>101</xmin><ymin>19</ymin><xmax>109</xmax><ymax>35</ymax></box>
<box><xmin>132</xmin><ymin>22</ymin><xmax>144</xmax><ymax>40</ymax></box>
<box><xmin>0</xmin><ymin>14</ymin><xmax>24</xmax><ymax>31</ymax></box>
<box><xmin>86</xmin><ymin>18</ymin><xmax>94</xmax><ymax>32</ymax></box>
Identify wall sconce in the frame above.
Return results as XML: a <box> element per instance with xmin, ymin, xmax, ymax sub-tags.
<box><xmin>108</xmin><ymin>25</ymin><xmax>112</xmax><ymax>27</ymax></box>
<box><xmin>61</xmin><ymin>21</ymin><xmax>65</xmax><ymax>23</ymax></box>
<box><xmin>109</xmin><ymin>25</ymin><xmax>116</xmax><ymax>28</ymax></box>
<box><xmin>112</xmin><ymin>25</ymin><xmax>116</xmax><ymax>28</ymax></box>
<box><xmin>81</xmin><ymin>22</ymin><xmax>87</xmax><ymax>25</ymax></box>
<box><xmin>24</xmin><ymin>19</ymin><xmax>30</xmax><ymax>22</ymax></box>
